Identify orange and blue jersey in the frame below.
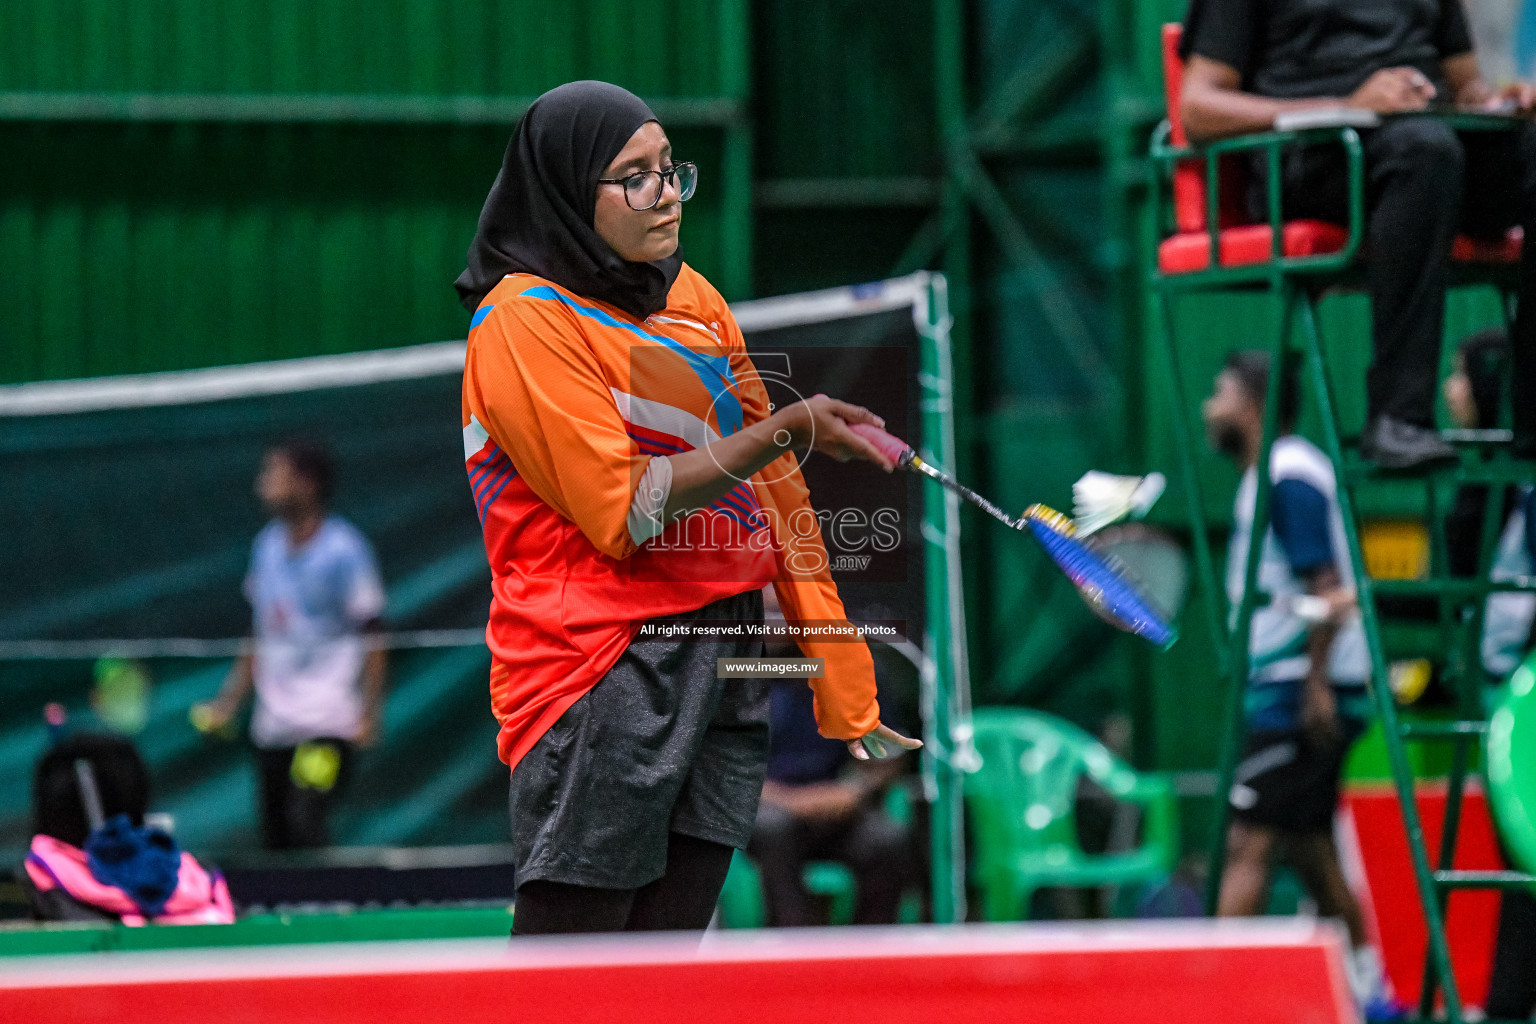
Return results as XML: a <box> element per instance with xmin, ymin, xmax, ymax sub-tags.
<box><xmin>462</xmin><ymin>264</ymin><xmax>881</xmax><ymax>771</ymax></box>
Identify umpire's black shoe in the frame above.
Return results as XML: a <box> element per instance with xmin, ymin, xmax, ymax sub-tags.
<box><xmin>1360</xmin><ymin>416</ymin><xmax>1457</xmax><ymax>470</ymax></box>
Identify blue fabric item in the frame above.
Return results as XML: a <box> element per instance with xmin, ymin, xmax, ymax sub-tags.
<box><xmin>1271</xmin><ymin>478</ymin><xmax>1334</xmax><ymax>576</ymax></box>
<box><xmin>84</xmin><ymin>813</ymin><xmax>181</xmax><ymax>918</ymax></box>
<box><xmin>765</xmin><ymin>680</ymin><xmax>847</xmax><ymax>785</ymax></box>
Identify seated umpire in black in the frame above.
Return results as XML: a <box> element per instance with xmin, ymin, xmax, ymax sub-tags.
<box><xmin>1179</xmin><ymin>0</ymin><xmax>1536</xmax><ymax>469</ymax></box>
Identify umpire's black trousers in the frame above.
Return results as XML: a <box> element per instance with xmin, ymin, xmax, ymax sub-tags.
<box><xmin>1264</xmin><ymin>116</ymin><xmax>1536</xmax><ymax>443</ymax></box>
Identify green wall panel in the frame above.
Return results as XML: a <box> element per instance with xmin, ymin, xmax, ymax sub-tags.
<box><xmin>969</xmin><ymin>403</ymin><xmax>1138</xmax><ymax>728</ymax></box>
<box><xmin>750</xmin><ymin>0</ymin><xmax>935</xmax><ymax>299</ymax></box>
<box><xmin>0</xmin><ymin>0</ymin><xmax>740</xmax><ymax>99</ymax></box>
<box><xmin>951</xmin><ymin>0</ymin><xmax>1121</xmax><ymax>721</ymax></box>
<box><xmin>0</xmin><ymin>123</ymin><xmax>726</xmax><ymax>382</ymax></box>
<box><xmin>0</xmin><ymin>0</ymin><xmax>748</xmax><ymax>383</ymax></box>
<box><xmin>753</xmin><ymin>0</ymin><xmax>935</xmax><ymax>178</ymax></box>
<box><xmin>753</xmin><ymin>209</ymin><xmax>930</xmax><ymax>298</ymax></box>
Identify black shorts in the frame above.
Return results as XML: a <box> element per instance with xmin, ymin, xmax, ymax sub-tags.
<box><xmin>507</xmin><ymin>588</ymin><xmax>771</xmax><ymax>891</ymax></box>
<box><xmin>1227</xmin><ymin>729</ymin><xmax>1352</xmax><ymax>834</ymax></box>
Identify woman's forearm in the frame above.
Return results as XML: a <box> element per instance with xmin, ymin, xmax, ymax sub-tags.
<box><xmin>660</xmin><ymin>404</ymin><xmax>806</xmax><ymax>521</ymax></box>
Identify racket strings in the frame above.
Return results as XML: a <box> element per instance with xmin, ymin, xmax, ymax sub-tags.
<box><xmin>1022</xmin><ymin>503</ymin><xmax>1150</xmax><ymax>589</ymax></box>
<box><xmin>1023</xmin><ymin>505</ymin><xmax>1177</xmax><ymax>650</ymax></box>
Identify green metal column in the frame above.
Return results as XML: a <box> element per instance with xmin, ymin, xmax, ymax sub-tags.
<box><xmin>927</xmin><ymin>0</ymin><xmax>971</xmax><ymax>926</ymax></box>
<box><xmin>917</xmin><ymin>272</ymin><xmax>971</xmax><ymax>926</ymax></box>
<box><xmin>1295</xmin><ymin>300</ymin><xmax>1464</xmax><ymax>1021</ymax></box>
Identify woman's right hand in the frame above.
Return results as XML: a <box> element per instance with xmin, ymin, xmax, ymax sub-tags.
<box><xmin>782</xmin><ymin>396</ymin><xmax>896</xmax><ymax>471</ymax></box>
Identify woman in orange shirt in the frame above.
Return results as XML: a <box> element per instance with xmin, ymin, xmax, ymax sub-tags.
<box><xmin>456</xmin><ymin>81</ymin><xmax>918</xmax><ymax>935</ymax></box>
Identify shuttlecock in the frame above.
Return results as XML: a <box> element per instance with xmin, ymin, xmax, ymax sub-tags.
<box><xmin>1072</xmin><ymin>471</ymin><xmax>1167</xmax><ymax>536</ymax></box>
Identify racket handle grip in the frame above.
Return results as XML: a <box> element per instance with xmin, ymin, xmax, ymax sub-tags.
<box><xmin>848</xmin><ymin>423</ymin><xmax>913</xmax><ymax>464</ymax></box>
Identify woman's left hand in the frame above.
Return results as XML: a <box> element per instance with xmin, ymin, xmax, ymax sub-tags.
<box><xmin>847</xmin><ymin>723</ymin><xmax>923</xmax><ymax>760</ymax></box>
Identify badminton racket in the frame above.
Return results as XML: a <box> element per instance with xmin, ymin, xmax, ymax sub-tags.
<box><xmin>850</xmin><ymin>423</ymin><xmax>1028</xmax><ymax>528</ymax></box>
<box><xmin>1090</xmin><ymin>523</ymin><xmax>1189</xmax><ymax>623</ymax></box>
<box><xmin>849</xmin><ymin>424</ymin><xmax>1177</xmax><ymax>649</ymax></box>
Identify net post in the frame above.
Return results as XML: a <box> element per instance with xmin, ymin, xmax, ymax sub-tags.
<box><xmin>917</xmin><ymin>272</ymin><xmax>970</xmax><ymax>924</ymax></box>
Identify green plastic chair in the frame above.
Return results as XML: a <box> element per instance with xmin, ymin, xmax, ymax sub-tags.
<box><xmin>964</xmin><ymin>707</ymin><xmax>1179</xmax><ymax>921</ymax></box>
<box><xmin>1486</xmin><ymin>650</ymin><xmax>1536</xmax><ymax>875</ymax></box>
<box><xmin>716</xmin><ymin>854</ymin><xmax>858</xmax><ymax>927</ymax></box>
<box><xmin>803</xmin><ymin>862</ymin><xmax>858</xmax><ymax>924</ymax></box>
<box><xmin>717</xmin><ymin>850</ymin><xmax>766</xmax><ymax>928</ymax></box>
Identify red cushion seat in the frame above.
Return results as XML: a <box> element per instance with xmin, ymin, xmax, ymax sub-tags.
<box><xmin>1452</xmin><ymin>227</ymin><xmax>1523</xmax><ymax>264</ymax></box>
<box><xmin>1159</xmin><ymin>223</ymin><xmax>1523</xmax><ymax>275</ymax></box>
<box><xmin>1158</xmin><ymin>220</ymin><xmax>1350</xmax><ymax>274</ymax></box>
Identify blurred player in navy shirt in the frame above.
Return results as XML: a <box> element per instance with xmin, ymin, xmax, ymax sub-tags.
<box><xmin>1203</xmin><ymin>352</ymin><xmax>1401</xmax><ymax>1018</ymax></box>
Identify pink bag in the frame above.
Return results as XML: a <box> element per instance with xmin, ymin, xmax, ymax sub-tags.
<box><xmin>25</xmin><ymin>833</ymin><xmax>235</xmax><ymax>926</ymax></box>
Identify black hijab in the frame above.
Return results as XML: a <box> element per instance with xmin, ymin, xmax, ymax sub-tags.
<box><xmin>454</xmin><ymin>81</ymin><xmax>683</xmax><ymax>319</ymax></box>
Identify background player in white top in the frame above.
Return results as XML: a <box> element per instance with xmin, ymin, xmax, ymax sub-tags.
<box><xmin>194</xmin><ymin>439</ymin><xmax>388</xmax><ymax>849</ymax></box>
<box><xmin>1202</xmin><ymin>351</ymin><xmax>1399</xmax><ymax>1019</ymax></box>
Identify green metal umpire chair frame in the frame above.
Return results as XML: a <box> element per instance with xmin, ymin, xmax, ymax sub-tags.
<box><xmin>1150</xmin><ymin>22</ymin><xmax>1535</xmax><ymax>1024</ymax></box>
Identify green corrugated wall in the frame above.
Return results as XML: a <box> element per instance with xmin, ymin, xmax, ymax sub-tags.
<box><xmin>750</xmin><ymin>0</ymin><xmax>935</xmax><ymax>298</ymax></box>
<box><xmin>0</xmin><ymin>0</ymin><xmax>740</xmax><ymax>94</ymax></box>
<box><xmin>0</xmin><ymin>0</ymin><xmax>750</xmax><ymax>383</ymax></box>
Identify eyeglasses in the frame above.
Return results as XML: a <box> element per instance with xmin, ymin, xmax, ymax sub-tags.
<box><xmin>597</xmin><ymin>162</ymin><xmax>698</xmax><ymax>211</ymax></box>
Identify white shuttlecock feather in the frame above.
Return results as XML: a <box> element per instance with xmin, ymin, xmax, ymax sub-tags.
<box><xmin>1072</xmin><ymin>471</ymin><xmax>1167</xmax><ymax>537</ymax></box>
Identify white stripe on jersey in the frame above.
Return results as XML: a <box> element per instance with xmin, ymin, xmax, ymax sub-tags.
<box><xmin>462</xmin><ymin>414</ymin><xmax>491</xmax><ymax>462</ymax></box>
<box><xmin>609</xmin><ymin>387</ymin><xmax>722</xmax><ymax>451</ymax></box>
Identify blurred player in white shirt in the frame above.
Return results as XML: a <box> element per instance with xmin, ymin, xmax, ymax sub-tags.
<box><xmin>194</xmin><ymin>439</ymin><xmax>387</xmax><ymax>849</ymax></box>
